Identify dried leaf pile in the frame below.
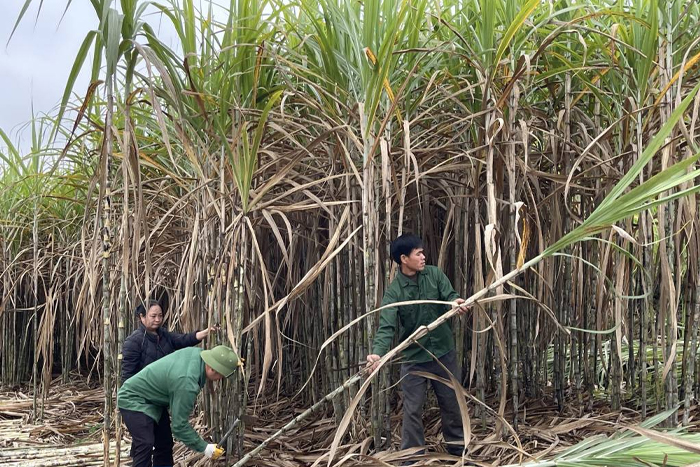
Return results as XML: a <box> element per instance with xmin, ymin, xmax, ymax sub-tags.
<box><xmin>241</xmin><ymin>393</ymin><xmax>699</xmax><ymax>466</ymax></box>
<box><xmin>1</xmin><ymin>376</ymin><xmax>698</xmax><ymax>466</ymax></box>
<box><xmin>0</xmin><ymin>378</ymin><xmax>127</xmax><ymax>466</ymax></box>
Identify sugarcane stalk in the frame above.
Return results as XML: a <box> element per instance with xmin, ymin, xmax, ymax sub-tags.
<box><xmin>333</xmin><ymin>218</ymin><xmax>348</xmax><ymax>394</ymax></box>
<box><xmin>205</xmin><ymin>237</ymin><xmax>218</xmax><ymax>437</ymax></box>
<box><xmin>611</xmin><ymin>245</ymin><xmax>625</xmax><ymax>410</ymax></box>
<box><xmin>659</xmin><ymin>2</ymin><xmax>678</xmax><ymax>425</ymax></box>
<box><xmin>31</xmin><ymin>204</ymin><xmax>39</xmax><ymax>422</ymax></box>
<box><xmin>381</xmin><ymin>135</ymin><xmax>393</xmax><ymax>447</ymax></box>
<box><xmin>1</xmin><ymin>238</ymin><xmax>8</xmax><ymax>385</ymax></box>
<box><xmin>342</xmin><ymin>223</ymin><xmax>354</xmax><ymax>411</ymax></box>
<box><xmin>560</xmin><ymin>65</ymin><xmax>572</xmax><ymax>413</ymax></box>
<box><xmin>506</xmin><ymin>84</ymin><xmax>519</xmax><ymax>427</ymax></box>
<box><xmin>360</xmin><ymin>103</ymin><xmax>381</xmax><ymax>447</ymax></box>
<box><xmin>575</xmin><ymin>243</ymin><xmax>584</xmax><ymax>408</ymax></box>
<box><xmin>637</xmin><ymin>87</ymin><xmax>650</xmax><ymax>418</ymax></box>
<box><xmin>682</xmin><ymin>276</ymin><xmax>695</xmax><ymax>425</ymax></box>
<box><xmin>61</xmin><ymin>258</ymin><xmax>69</xmax><ymax>384</ymax></box>
<box><xmin>114</xmin><ymin>88</ymin><xmax>132</xmax><ymax>467</ymax></box>
<box><xmin>101</xmin><ymin>66</ymin><xmax>115</xmax><ymax>467</ymax></box>
<box><xmin>627</xmin><ymin>239</ymin><xmax>636</xmax><ymax>393</ymax></box>
<box><xmin>587</xmin><ymin>83</ymin><xmax>602</xmax><ymax>407</ymax></box>
<box><xmin>485</xmin><ymin>106</ymin><xmax>505</xmax><ymax>406</ymax></box>
<box><xmin>350</xmin><ymin>186</ymin><xmax>366</xmax><ymax>422</ymax></box>
<box><xmin>234</xmin><ymin>224</ymin><xmax>249</xmax><ymax>458</ymax></box>
<box><xmin>455</xmin><ymin>191</ymin><xmax>467</xmax><ymax>374</ymax></box>
<box><xmin>472</xmin><ymin>198</ymin><xmax>487</xmax><ymax>423</ymax></box>
<box><xmin>324</xmin><ymin>256</ymin><xmax>344</xmax><ymax>421</ymax></box>
<box><xmin>654</xmin><ymin>301</ymin><xmax>661</xmax><ymax>412</ymax></box>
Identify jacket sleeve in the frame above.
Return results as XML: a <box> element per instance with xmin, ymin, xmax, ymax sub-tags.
<box><xmin>169</xmin><ymin>387</ymin><xmax>208</xmax><ymax>452</ymax></box>
<box><xmin>121</xmin><ymin>338</ymin><xmax>141</xmax><ymax>384</ymax></box>
<box><xmin>166</xmin><ymin>330</ymin><xmax>200</xmax><ymax>350</ymax></box>
<box><xmin>120</xmin><ymin>335</ymin><xmax>142</xmax><ymax>384</ymax></box>
<box><xmin>436</xmin><ymin>268</ymin><xmax>460</xmax><ymax>302</ymax></box>
<box><xmin>371</xmin><ymin>288</ymin><xmax>399</xmax><ymax>356</ymax></box>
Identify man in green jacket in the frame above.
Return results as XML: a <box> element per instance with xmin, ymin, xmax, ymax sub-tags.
<box><xmin>366</xmin><ymin>234</ymin><xmax>468</xmax><ymax>457</ymax></box>
<box><xmin>118</xmin><ymin>344</ymin><xmax>241</xmax><ymax>467</ymax></box>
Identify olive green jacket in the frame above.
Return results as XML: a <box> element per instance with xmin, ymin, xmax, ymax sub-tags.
<box><xmin>372</xmin><ymin>265</ymin><xmax>459</xmax><ymax>363</ymax></box>
<box><xmin>117</xmin><ymin>347</ymin><xmax>208</xmax><ymax>452</ymax></box>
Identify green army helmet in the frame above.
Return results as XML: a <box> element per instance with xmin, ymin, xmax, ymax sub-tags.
<box><xmin>201</xmin><ymin>345</ymin><xmax>241</xmax><ymax>377</ymax></box>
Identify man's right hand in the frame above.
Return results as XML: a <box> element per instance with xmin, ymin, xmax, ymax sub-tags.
<box><xmin>366</xmin><ymin>354</ymin><xmax>381</xmax><ymax>373</ymax></box>
<box><xmin>204</xmin><ymin>443</ymin><xmax>224</xmax><ymax>460</ymax></box>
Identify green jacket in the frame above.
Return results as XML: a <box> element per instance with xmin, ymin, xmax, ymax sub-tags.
<box><xmin>372</xmin><ymin>265</ymin><xmax>459</xmax><ymax>363</ymax></box>
<box><xmin>117</xmin><ymin>346</ymin><xmax>208</xmax><ymax>452</ymax></box>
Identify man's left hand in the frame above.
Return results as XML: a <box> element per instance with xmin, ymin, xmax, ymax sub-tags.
<box><xmin>454</xmin><ymin>298</ymin><xmax>471</xmax><ymax>315</ymax></box>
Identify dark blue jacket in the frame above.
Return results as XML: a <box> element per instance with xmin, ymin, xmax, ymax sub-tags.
<box><xmin>121</xmin><ymin>324</ymin><xmax>200</xmax><ymax>383</ymax></box>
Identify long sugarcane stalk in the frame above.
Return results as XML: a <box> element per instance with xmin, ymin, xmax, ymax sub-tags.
<box><xmin>359</xmin><ymin>103</ymin><xmax>381</xmax><ymax>447</ymax></box>
<box><xmin>31</xmin><ymin>204</ymin><xmax>39</xmax><ymax>422</ymax></box>
<box><xmin>659</xmin><ymin>0</ymin><xmax>678</xmax><ymax>425</ymax></box>
<box><xmin>506</xmin><ymin>85</ymin><xmax>519</xmax><ymax>427</ymax></box>
<box><xmin>101</xmin><ymin>63</ymin><xmax>115</xmax><ymax>467</ymax></box>
<box><xmin>559</xmin><ymin>59</ymin><xmax>573</xmax><ymax>413</ymax></box>
<box><xmin>637</xmin><ymin>87</ymin><xmax>650</xmax><ymax>418</ymax></box>
<box><xmin>1</xmin><ymin>237</ymin><xmax>8</xmax><ymax>385</ymax></box>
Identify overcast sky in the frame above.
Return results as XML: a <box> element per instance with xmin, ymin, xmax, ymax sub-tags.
<box><xmin>1</xmin><ymin>1</ymin><xmax>97</xmax><ymax>150</ymax></box>
<box><xmin>0</xmin><ymin>1</ymin><xmax>189</xmax><ymax>154</ymax></box>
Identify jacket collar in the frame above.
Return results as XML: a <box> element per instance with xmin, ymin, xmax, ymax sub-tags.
<box><xmin>395</xmin><ymin>269</ymin><xmax>421</xmax><ymax>288</ymax></box>
<box><xmin>137</xmin><ymin>323</ymin><xmax>166</xmax><ymax>341</ymax></box>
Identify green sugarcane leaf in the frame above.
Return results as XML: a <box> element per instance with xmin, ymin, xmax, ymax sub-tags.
<box><xmin>597</xmin><ymin>82</ymin><xmax>699</xmax><ymax>211</ymax></box>
<box><xmin>493</xmin><ymin>0</ymin><xmax>540</xmax><ymax>68</ymax></box>
<box><xmin>53</xmin><ymin>30</ymin><xmax>97</xmax><ymax>137</ymax></box>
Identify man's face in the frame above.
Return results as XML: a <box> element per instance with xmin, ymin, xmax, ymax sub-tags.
<box><xmin>140</xmin><ymin>305</ymin><xmax>163</xmax><ymax>332</ymax></box>
<box><xmin>401</xmin><ymin>247</ymin><xmax>425</xmax><ymax>274</ymax></box>
<box><xmin>205</xmin><ymin>364</ymin><xmax>225</xmax><ymax>382</ymax></box>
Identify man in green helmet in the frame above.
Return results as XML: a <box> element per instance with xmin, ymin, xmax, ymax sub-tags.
<box><xmin>118</xmin><ymin>344</ymin><xmax>242</xmax><ymax>467</ymax></box>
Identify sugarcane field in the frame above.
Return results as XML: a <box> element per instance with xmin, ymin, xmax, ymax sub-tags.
<box><xmin>3</xmin><ymin>0</ymin><xmax>700</xmax><ymax>465</ymax></box>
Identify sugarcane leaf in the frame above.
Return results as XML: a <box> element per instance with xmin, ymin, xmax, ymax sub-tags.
<box><xmin>597</xmin><ymin>83</ymin><xmax>699</xmax><ymax>211</ymax></box>
<box><xmin>493</xmin><ymin>0</ymin><xmax>540</xmax><ymax>68</ymax></box>
<box><xmin>7</xmin><ymin>0</ymin><xmax>35</xmax><ymax>46</ymax></box>
<box><xmin>52</xmin><ymin>31</ymin><xmax>97</xmax><ymax>138</ymax></box>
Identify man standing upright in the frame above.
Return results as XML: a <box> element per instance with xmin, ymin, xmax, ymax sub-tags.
<box><xmin>366</xmin><ymin>234</ymin><xmax>468</xmax><ymax>457</ymax></box>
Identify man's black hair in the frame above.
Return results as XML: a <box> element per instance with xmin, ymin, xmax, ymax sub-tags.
<box><xmin>390</xmin><ymin>234</ymin><xmax>423</xmax><ymax>264</ymax></box>
<box><xmin>134</xmin><ymin>299</ymin><xmax>162</xmax><ymax>318</ymax></box>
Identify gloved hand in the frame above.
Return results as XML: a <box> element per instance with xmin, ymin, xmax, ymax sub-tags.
<box><xmin>204</xmin><ymin>443</ymin><xmax>224</xmax><ymax>460</ymax></box>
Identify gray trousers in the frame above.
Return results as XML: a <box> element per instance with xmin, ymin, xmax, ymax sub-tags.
<box><xmin>400</xmin><ymin>350</ymin><xmax>465</xmax><ymax>456</ymax></box>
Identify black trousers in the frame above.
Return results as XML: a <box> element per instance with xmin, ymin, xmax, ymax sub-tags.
<box><xmin>400</xmin><ymin>350</ymin><xmax>465</xmax><ymax>456</ymax></box>
<box><xmin>120</xmin><ymin>408</ymin><xmax>174</xmax><ymax>467</ymax></box>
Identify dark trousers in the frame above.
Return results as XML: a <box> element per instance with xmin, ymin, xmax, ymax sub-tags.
<box><xmin>120</xmin><ymin>408</ymin><xmax>174</xmax><ymax>467</ymax></box>
<box><xmin>400</xmin><ymin>350</ymin><xmax>465</xmax><ymax>456</ymax></box>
